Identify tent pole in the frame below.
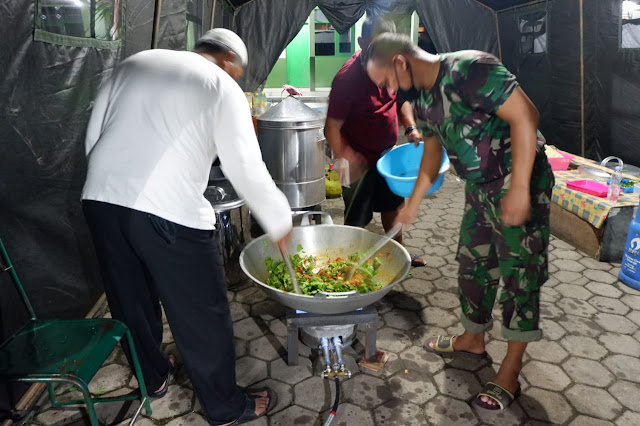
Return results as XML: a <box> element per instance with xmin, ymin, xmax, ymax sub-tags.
<box><xmin>579</xmin><ymin>0</ymin><xmax>586</xmax><ymax>157</ymax></box>
<box><xmin>151</xmin><ymin>0</ymin><xmax>164</xmax><ymax>49</ymax></box>
<box><xmin>310</xmin><ymin>15</ymin><xmax>316</xmax><ymax>91</ymax></box>
<box><xmin>470</xmin><ymin>0</ymin><xmax>495</xmax><ymax>12</ymax></box>
<box><xmin>495</xmin><ymin>11</ymin><xmax>503</xmax><ymax>61</ymax></box>
<box><xmin>210</xmin><ymin>0</ymin><xmax>217</xmax><ymax>30</ymax></box>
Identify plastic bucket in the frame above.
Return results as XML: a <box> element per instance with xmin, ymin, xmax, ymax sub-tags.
<box><xmin>377</xmin><ymin>142</ymin><xmax>450</xmax><ymax>198</ymax></box>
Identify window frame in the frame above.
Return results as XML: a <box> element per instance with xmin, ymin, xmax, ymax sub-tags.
<box><xmin>620</xmin><ymin>0</ymin><xmax>640</xmax><ymax>51</ymax></box>
<box><xmin>518</xmin><ymin>10</ymin><xmax>548</xmax><ymax>56</ymax></box>
<box><xmin>336</xmin><ymin>27</ymin><xmax>355</xmax><ymax>55</ymax></box>
<box><xmin>34</xmin><ymin>0</ymin><xmax>123</xmax><ymax>49</ymax></box>
<box><xmin>312</xmin><ymin>8</ymin><xmax>355</xmax><ymax>58</ymax></box>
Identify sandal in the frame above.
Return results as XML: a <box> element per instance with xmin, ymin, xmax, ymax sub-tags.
<box><xmin>474</xmin><ymin>381</ymin><xmax>521</xmax><ymax>411</ymax></box>
<box><xmin>411</xmin><ymin>255</ymin><xmax>426</xmax><ymax>267</ymax></box>
<box><xmin>223</xmin><ymin>387</ymin><xmax>278</xmax><ymax>425</ymax></box>
<box><xmin>423</xmin><ymin>336</ymin><xmax>488</xmax><ymax>359</ymax></box>
<box><xmin>246</xmin><ymin>387</ymin><xmax>269</xmax><ymax>400</ymax></box>
<box><xmin>151</xmin><ymin>353</ymin><xmax>176</xmax><ymax>398</ymax></box>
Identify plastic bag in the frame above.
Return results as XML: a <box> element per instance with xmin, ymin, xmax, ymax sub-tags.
<box><xmin>333</xmin><ymin>158</ymin><xmax>350</xmax><ymax>188</ymax></box>
<box><xmin>283</xmin><ymin>84</ymin><xmax>303</xmax><ymax>96</ymax></box>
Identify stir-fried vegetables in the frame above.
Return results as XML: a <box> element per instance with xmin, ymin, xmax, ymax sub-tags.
<box><xmin>265</xmin><ymin>250</ymin><xmax>382</xmax><ymax>295</ymax></box>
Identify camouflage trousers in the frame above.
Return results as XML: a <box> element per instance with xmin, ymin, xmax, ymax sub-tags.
<box><xmin>456</xmin><ymin>154</ymin><xmax>555</xmax><ymax>342</ymax></box>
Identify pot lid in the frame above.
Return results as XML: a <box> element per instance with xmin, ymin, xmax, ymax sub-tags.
<box><xmin>204</xmin><ymin>181</ymin><xmax>245</xmax><ymax>211</ymax></box>
<box><xmin>257</xmin><ymin>95</ymin><xmax>324</xmax><ymax>128</ymax></box>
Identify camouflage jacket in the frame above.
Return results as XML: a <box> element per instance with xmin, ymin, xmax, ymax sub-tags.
<box><xmin>412</xmin><ymin>50</ymin><xmax>546</xmax><ymax>184</ymax></box>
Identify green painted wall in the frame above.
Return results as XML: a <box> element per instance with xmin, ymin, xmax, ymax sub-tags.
<box><xmin>315</xmin><ymin>56</ymin><xmax>351</xmax><ymax>87</ymax></box>
<box><xmin>286</xmin><ymin>20</ymin><xmax>310</xmax><ymax>87</ymax></box>
<box><xmin>263</xmin><ymin>12</ymin><xmax>418</xmax><ymax>89</ymax></box>
<box><xmin>411</xmin><ymin>12</ymin><xmax>419</xmax><ymax>44</ymax></box>
<box><xmin>265</xmin><ymin>58</ymin><xmax>287</xmax><ymax>88</ymax></box>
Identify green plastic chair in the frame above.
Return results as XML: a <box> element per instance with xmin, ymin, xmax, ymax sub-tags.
<box><xmin>0</xmin><ymin>237</ymin><xmax>151</xmax><ymax>425</ymax></box>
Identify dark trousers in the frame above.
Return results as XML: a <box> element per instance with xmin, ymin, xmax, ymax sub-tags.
<box><xmin>83</xmin><ymin>200</ymin><xmax>245</xmax><ymax>424</ymax></box>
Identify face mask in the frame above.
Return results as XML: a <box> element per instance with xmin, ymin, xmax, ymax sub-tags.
<box><xmin>395</xmin><ymin>61</ymin><xmax>421</xmax><ymax>103</ymax></box>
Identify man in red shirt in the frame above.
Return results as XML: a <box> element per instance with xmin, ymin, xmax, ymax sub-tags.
<box><xmin>325</xmin><ymin>16</ymin><xmax>424</xmax><ymax>266</ymax></box>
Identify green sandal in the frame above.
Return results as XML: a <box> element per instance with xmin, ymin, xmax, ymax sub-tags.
<box><xmin>474</xmin><ymin>381</ymin><xmax>521</xmax><ymax>411</ymax></box>
<box><xmin>423</xmin><ymin>335</ymin><xmax>488</xmax><ymax>359</ymax></box>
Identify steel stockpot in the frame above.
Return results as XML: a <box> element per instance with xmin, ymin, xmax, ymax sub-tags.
<box><xmin>257</xmin><ymin>96</ymin><xmax>326</xmax><ymax>208</ymax></box>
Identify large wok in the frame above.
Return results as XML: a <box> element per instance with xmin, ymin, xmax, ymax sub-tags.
<box><xmin>239</xmin><ymin>212</ymin><xmax>411</xmax><ymax>314</ymax></box>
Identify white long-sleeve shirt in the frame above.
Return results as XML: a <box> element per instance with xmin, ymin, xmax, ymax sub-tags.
<box><xmin>82</xmin><ymin>49</ymin><xmax>292</xmax><ymax>240</ymax></box>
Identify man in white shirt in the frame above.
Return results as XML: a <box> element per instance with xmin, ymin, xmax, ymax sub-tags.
<box><xmin>82</xmin><ymin>29</ymin><xmax>291</xmax><ymax>425</ymax></box>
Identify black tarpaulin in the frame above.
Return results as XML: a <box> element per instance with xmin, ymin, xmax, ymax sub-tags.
<box><xmin>126</xmin><ymin>0</ymin><xmax>189</xmax><ymax>55</ymax></box>
<box><xmin>364</xmin><ymin>0</ymin><xmax>414</xmax><ymax>18</ymax></box>
<box><xmin>498</xmin><ymin>0</ymin><xmax>640</xmax><ymax>166</ymax></box>
<box><xmin>0</xmin><ymin>0</ymin><xmax>118</xmax><ymax>413</ymax></box>
<box><xmin>0</xmin><ymin>0</ymin><xmax>192</xmax><ymax>413</ymax></box>
<box><xmin>232</xmin><ymin>0</ymin><xmax>499</xmax><ymax>91</ymax></box>
<box><xmin>0</xmin><ymin>0</ymin><xmax>192</xmax><ymax>332</ymax></box>
<box><xmin>229</xmin><ymin>0</ymin><xmax>373</xmax><ymax>90</ymax></box>
<box><xmin>499</xmin><ymin>1</ymin><xmax>573</xmax><ymax>154</ymax></box>
<box><xmin>124</xmin><ymin>0</ymin><xmax>155</xmax><ymax>56</ymax></box>
<box><xmin>318</xmin><ymin>1</ymin><xmax>368</xmax><ymax>34</ymax></box>
<box><xmin>229</xmin><ymin>0</ymin><xmax>316</xmax><ymax>91</ymax></box>
<box><xmin>594</xmin><ymin>0</ymin><xmax>640</xmax><ymax>166</ymax></box>
<box><xmin>155</xmin><ymin>0</ymin><xmax>189</xmax><ymax>50</ymax></box>
<box><xmin>0</xmin><ymin>0</ymin><xmax>119</xmax><ymax>332</ymax></box>
<box><xmin>415</xmin><ymin>0</ymin><xmax>498</xmax><ymax>55</ymax></box>
<box><xmin>478</xmin><ymin>0</ymin><xmax>533</xmax><ymax>10</ymax></box>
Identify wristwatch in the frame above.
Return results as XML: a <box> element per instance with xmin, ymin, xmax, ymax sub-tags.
<box><xmin>404</xmin><ymin>125</ymin><xmax>417</xmax><ymax>136</ymax></box>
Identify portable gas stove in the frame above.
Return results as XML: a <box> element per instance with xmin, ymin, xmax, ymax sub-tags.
<box><xmin>285</xmin><ymin>305</ymin><xmax>378</xmax><ymax>375</ymax></box>
<box><xmin>239</xmin><ymin>212</ymin><xmax>411</xmax><ymax>424</ymax></box>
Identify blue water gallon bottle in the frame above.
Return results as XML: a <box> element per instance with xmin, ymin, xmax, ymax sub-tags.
<box><xmin>619</xmin><ymin>201</ymin><xmax>640</xmax><ymax>290</ymax></box>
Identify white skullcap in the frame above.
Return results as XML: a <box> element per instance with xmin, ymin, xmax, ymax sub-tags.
<box><xmin>195</xmin><ymin>28</ymin><xmax>248</xmax><ymax>67</ymax></box>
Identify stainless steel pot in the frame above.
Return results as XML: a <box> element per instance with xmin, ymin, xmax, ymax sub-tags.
<box><xmin>204</xmin><ymin>182</ymin><xmax>251</xmax><ymax>288</ymax></box>
<box><xmin>239</xmin><ymin>213</ymin><xmax>411</xmax><ymax>314</ymax></box>
<box><xmin>257</xmin><ymin>96</ymin><xmax>326</xmax><ymax>208</ymax></box>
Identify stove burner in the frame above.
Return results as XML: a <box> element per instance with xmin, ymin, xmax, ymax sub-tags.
<box><xmin>300</xmin><ymin>324</ymin><xmax>357</xmax><ymax>348</ymax></box>
<box><xmin>284</xmin><ymin>305</ymin><xmax>378</xmax><ymax>366</ymax></box>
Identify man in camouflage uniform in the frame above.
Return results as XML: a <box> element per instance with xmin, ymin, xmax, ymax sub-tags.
<box><xmin>365</xmin><ymin>33</ymin><xmax>554</xmax><ymax>410</ymax></box>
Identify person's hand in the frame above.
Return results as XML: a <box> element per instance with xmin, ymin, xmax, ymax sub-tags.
<box><xmin>336</xmin><ymin>145</ymin><xmax>368</xmax><ymax>184</ymax></box>
<box><xmin>275</xmin><ymin>228</ymin><xmax>293</xmax><ymax>252</ymax></box>
<box><xmin>341</xmin><ymin>144</ymin><xmax>367</xmax><ymax>168</ymax></box>
<box><xmin>394</xmin><ymin>204</ymin><xmax>420</xmax><ymax>228</ymax></box>
<box><xmin>406</xmin><ymin>128</ymin><xmax>423</xmax><ymax>147</ymax></box>
<box><xmin>500</xmin><ymin>187</ymin><xmax>531</xmax><ymax>226</ymax></box>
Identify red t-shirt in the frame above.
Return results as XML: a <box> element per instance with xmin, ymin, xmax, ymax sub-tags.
<box><xmin>327</xmin><ymin>52</ymin><xmax>399</xmax><ymax>165</ymax></box>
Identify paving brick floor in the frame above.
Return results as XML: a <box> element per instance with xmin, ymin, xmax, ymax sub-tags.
<box><xmin>31</xmin><ymin>175</ymin><xmax>640</xmax><ymax>425</ymax></box>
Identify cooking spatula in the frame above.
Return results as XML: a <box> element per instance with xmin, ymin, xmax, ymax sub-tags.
<box><xmin>280</xmin><ymin>246</ymin><xmax>303</xmax><ymax>295</ymax></box>
<box><xmin>345</xmin><ymin>223</ymin><xmax>403</xmax><ymax>281</ymax></box>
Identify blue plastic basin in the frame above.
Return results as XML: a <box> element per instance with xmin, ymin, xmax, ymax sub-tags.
<box><xmin>377</xmin><ymin>142</ymin><xmax>450</xmax><ymax>198</ymax></box>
